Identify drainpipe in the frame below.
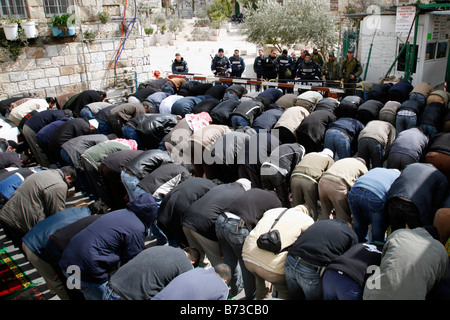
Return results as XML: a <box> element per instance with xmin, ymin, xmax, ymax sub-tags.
<box><xmin>405</xmin><ymin>9</ymin><xmax>420</xmax><ymax>82</ymax></box>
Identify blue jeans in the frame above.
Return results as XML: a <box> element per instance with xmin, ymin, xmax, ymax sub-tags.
<box><xmin>215</xmin><ymin>214</ymin><xmax>253</xmax><ymax>299</ymax></box>
<box><xmin>357</xmin><ymin>137</ymin><xmax>385</xmax><ymax>169</ymax></box>
<box><xmin>419</xmin><ymin>124</ymin><xmax>438</xmax><ymax>140</ymax></box>
<box><xmin>348</xmin><ymin>187</ymin><xmax>387</xmax><ymax>243</ymax></box>
<box><xmin>123</xmin><ymin>126</ymin><xmax>144</xmax><ymax>150</ymax></box>
<box><xmin>120</xmin><ymin>170</ymin><xmax>141</xmax><ymax>201</ymax></box>
<box><xmin>80</xmin><ymin>280</ymin><xmax>109</xmax><ymax>300</ymax></box>
<box><xmin>79</xmin><ymin>107</ymin><xmax>95</xmax><ymax>120</ymax></box>
<box><xmin>323</xmin><ymin>129</ymin><xmax>351</xmax><ymax>161</ymax></box>
<box><xmin>223</xmin><ymin>91</ymin><xmax>239</xmax><ymax>101</ymax></box>
<box><xmin>409</xmin><ymin>93</ymin><xmax>427</xmax><ymax>108</ymax></box>
<box><xmin>322</xmin><ymin>269</ymin><xmax>362</xmax><ymax>300</ymax></box>
<box><xmin>61</xmin><ymin>149</ymin><xmax>90</xmax><ymax>194</ymax></box>
<box><xmin>285</xmin><ymin>255</ymin><xmax>323</xmax><ymax>300</ymax></box>
<box><xmin>135</xmin><ymin>186</ymin><xmax>178</xmax><ymax>247</ymax></box>
<box><xmin>62</xmin><ymin>148</ymin><xmax>92</xmax><ymax>193</ymax></box>
<box><xmin>172</xmin><ymin>99</ymin><xmax>195</xmax><ymax>118</ymax></box>
<box><xmin>231</xmin><ymin>115</ymin><xmax>250</xmax><ymax>130</ymax></box>
<box><xmin>96</xmin><ymin>119</ymin><xmax>111</xmax><ymax>135</ymax></box>
<box><xmin>395</xmin><ymin>114</ymin><xmax>417</xmax><ymax>134</ymax></box>
<box><xmin>161</xmin><ymin>83</ymin><xmax>175</xmax><ymax>95</ymax></box>
<box><xmin>60</xmin><ymin>148</ymin><xmax>73</xmax><ymax>166</ymax></box>
<box><xmin>103</xmin><ymin>286</ymin><xmax>124</xmax><ymax>300</ymax></box>
<box><xmin>63</xmin><ymin>269</ymin><xmax>108</xmax><ymax>300</ymax></box>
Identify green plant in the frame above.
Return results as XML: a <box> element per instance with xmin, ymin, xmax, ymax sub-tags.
<box><xmin>153</xmin><ymin>12</ymin><xmax>166</xmax><ymax>34</ymax></box>
<box><xmin>98</xmin><ymin>11</ymin><xmax>109</xmax><ymax>24</ymax></box>
<box><xmin>83</xmin><ymin>30</ymin><xmax>96</xmax><ymax>42</ymax></box>
<box><xmin>168</xmin><ymin>17</ymin><xmax>183</xmax><ymax>39</ymax></box>
<box><xmin>207</xmin><ymin>0</ymin><xmax>232</xmax><ymax>29</ymax></box>
<box><xmin>3</xmin><ymin>16</ymin><xmax>21</xmax><ymax>24</ymax></box>
<box><xmin>0</xmin><ymin>26</ymin><xmax>28</xmax><ymax>61</ymax></box>
<box><xmin>144</xmin><ymin>27</ymin><xmax>153</xmax><ymax>35</ymax></box>
<box><xmin>160</xmin><ymin>25</ymin><xmax>166</xmax><ymax>34</ymax></box>
<box><xmin>49</xmin><ymin>13</ymin><xmax>71</xmax><ymax>27</ymax></box>
<box><xmin>49</xmin><ymin>13</ymin><xmax>72</xmax><ymax>34</ymax></box>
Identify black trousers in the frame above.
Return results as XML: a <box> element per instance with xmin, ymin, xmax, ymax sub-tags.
<box><xmin>388</xmin><ymin>197</ymin><xmax>421</xmax><ymax>232</ymax></box>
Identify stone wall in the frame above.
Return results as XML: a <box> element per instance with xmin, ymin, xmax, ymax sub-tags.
<box><xmin>0</xmin><ymin>30</ymin><xmax>162</xmax><ymax>100</ymax></box>
<box><xmin>0</xmin><ymin>0</ymin><xmax>167</xmax><ymax>100</ymax></box>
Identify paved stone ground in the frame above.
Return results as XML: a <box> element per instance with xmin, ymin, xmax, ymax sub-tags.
<box><xmin>146</xmin><ymin>22</ymin><xmax>260</xmax><ymax>79</ymax></box>
<box><xmin>0</xmin><ymin>183</ymin><xmax>91</xmax><ymax>300</ymax></box>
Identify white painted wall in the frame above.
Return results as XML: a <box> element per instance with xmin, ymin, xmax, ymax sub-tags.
<box><xmin>359</xmin><ymin>12</ymin><xmax>449</xmax><ymax>87</ymax></box>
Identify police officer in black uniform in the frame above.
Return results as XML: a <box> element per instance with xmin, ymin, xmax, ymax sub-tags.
<box><xmin>229</xmin><ymin>49</ymin><xmax>245</xmax><ymax>78</ymax></box>
<box><xmin>276</xmin><ymin>49</ymin><xmax>294</xmax><ymax>93</ymax></box>
<box><xmin>211</xmin><ymin>48</ymin><xmax>231</xmax><ymax>77</ymax></box>
<box><xmin>171</xmin><ymin>53</ymin><xmax>189</xmax><ymax>74</ymax></box>
<box><xmin>253</xmin><ymin>49</ymin><xmax>265</xmax><ymax>92</ymax></box>
<box><xmin>296</xmin><ymin>52</ymin><xmax>321</xmax><ymax>81</ymax></box>
<box><xmin>262</xmin><ymin>49</ymin><xmax>278</xmax><ymax>81</ymax></box>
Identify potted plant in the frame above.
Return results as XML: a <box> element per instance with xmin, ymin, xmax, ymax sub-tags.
<box><xmin>0</xmin><ymin>22</ymin><xmax>28</xmax><ymax>61</ymax></box>
<box><xmin>2</xmin><ymin>17</ymin><xmax>20</xmax><ymax>41</ymax></box>
<box><xmin>144</xmin><ymin>27</ymin><xmax>154</xmax><ymax>35</ymax></box>
<box><xmin>49</xmin><ymin>13</ymin><xmax>76</xmax><ymax>37</ymax></box>
<box><xmin>20</xmin><ymin>19</ymin><xmax>37</xmax><ymax>39</ymax></box>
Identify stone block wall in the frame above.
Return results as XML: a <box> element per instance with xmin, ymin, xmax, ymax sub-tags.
<box><xmin>0</xmin><ymin>0</ymin><xmax>166</xmax><ymax>100</ymax></box>
<box><xmin>0</xmin><ymin>32</ymin><xmax>160</xmax><ymax>100</ymax></box>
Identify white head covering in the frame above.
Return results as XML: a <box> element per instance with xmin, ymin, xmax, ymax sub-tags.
<box><xmin>235</xmin><ymin>178</ymin><xmax>251</xmax><ymax>191</ymax></box>
<box><xmin>321</xmin><ymin>148</ymin><xmax>334</xmax><ymax>159</ymax></box>
<box><xmin>88</xmin><ymin>119</ymin><xmax>99</xmax><ymax>129</ymax></box>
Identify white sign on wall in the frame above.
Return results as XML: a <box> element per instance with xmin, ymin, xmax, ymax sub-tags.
<box><xmin>395</xmin><ymin>6</ymin><xmax>416</xmax><ymax>38</ymax></box>
<box><xmin>431</xmin><ymin>14</ymin><xmax>448</xmax><ymax>41</ymax></box>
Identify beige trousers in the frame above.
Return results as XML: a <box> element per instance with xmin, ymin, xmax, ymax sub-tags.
<box><xmin>182</xmin><ymin>225</ymin><xmax>223</xmax><ymax>268</ymax></box>
<box><xmin>290</xmin><ymin>176</ymin><xmax>319</xmax><ymax>220</ymax></box>
<box><xmin>318</xmin><ymin>177</ymin><xmax>352</xmax><ymax>223</ymax></box>
<box><xmin>22</xmin><ymin>242</ymin><xmax>70</xmax><ymax>300</ymax></box>
<box><xmin>244</xmin><ymin>260</ymin><xmax>289</xmax><ymax>300</ymax></box>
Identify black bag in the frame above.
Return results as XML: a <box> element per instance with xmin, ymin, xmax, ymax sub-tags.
<box><xmin>256</xmin><ymin>208</ymin><xmax>288</xmax><ymax>254</ymax></box>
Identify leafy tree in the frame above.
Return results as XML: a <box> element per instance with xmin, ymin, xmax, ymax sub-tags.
<box><xmin>153</xmin><ymin>12</ymin><xmax>166</xmax><ymax>34</ymax></box>
<box><xmin>239</xmin><ymin>0</ymin><xmax>259</xmax><ymax>10</ymax></box>
<box><xmin>168</xmin><ymin>17</ymin><xmax>183</xmax><ymax>39</ymax></box>
<box><xmin>239</xmin><ymin>0</ymin><xmax>337</xmax><ymax>52</ymax></box>
<box><xmin>207</xmin><ymin>0</ymin><xmax>232</xmax><ymax>29</ymax></box>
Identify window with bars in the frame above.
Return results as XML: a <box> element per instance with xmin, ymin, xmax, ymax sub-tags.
<box><xmin>44</xmin><ymin>0</ymin><xmax>73</xmax><ymax>17</ymax></box>
<box><xmin>0</xmin><ymin>0</ymin><xmax>29</xmax><ymax>18</ymax></box>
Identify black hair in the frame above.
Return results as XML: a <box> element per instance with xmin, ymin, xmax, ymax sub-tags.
<box><xmin>60</xmin><ymin>166</ymin><xmax>77</xmax><ymax>180</ymax></box>
<box><xmin>210</xmin><ymin>178</ymin><xmax>224</xmax><ymax>185</ymax></box>
<box><xmin>107</xmin><ymin>133</ymin><xmax>118</xmax><ymax>140</ymax></box>
<box><xmin>183</xmin><ymin>247</ymin><xmax>200</xmax><ymax>268</ymax></box>
<box><xmin>0</xmin><ymin>138</ymin><xmax>8</xmax><ymax>152</ymax></box>
<box><xmin>46</xmin><ymin>97</ymin><xmax>57</xmax><ymax>104</ymax></box>
<box><xmin>181</xmin><ymin>163</ymin><xmax>196</xmax><ymax>175</ymax></box>
<box><xmin>7</xmin><ymin>140</ymin><xmax>17</xmax><ymax>149</ymax></box>
<box><xmin>88</xmin><ymin>200</ymin><xmax>110</xmax><ymax>215</ymax></box>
